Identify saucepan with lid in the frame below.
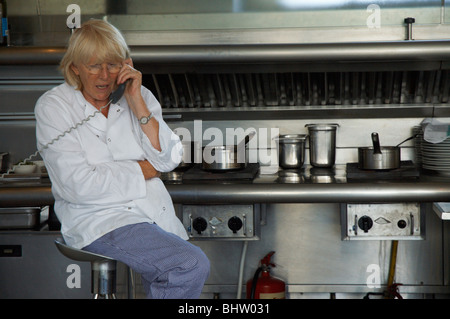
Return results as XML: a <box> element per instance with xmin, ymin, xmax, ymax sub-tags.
<box><xmin>178</xmin><ymin>141</ymin><xmax>201</xmax><ymax>169</ymax></box>
<box><xmin>202</xmin><ymin>131</ymin><xmax>256</xmax><ymax>171</ymax></box>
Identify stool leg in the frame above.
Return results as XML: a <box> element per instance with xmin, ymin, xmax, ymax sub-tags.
<box><xmin>94</xmin><ymin>293</ymin><xmax>116</xmax><ymax>299</ymax></box>
<box><xmin>91</xmin><ymin>260</ymin><xmax>117</xmax><ymax>299</ymax></box>
<box><xmin>128</xmin><ymin>267</ymin><xmax>136</xmax><ymax>299</ymax></box>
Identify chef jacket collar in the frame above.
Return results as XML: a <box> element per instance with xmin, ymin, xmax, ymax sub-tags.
<box><xmin>73</xmin><ymin>89</ymin><xmax>109</xmax><ymax>132</ymax></box>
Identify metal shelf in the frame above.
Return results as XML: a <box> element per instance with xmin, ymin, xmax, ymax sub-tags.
<box><xmin>162</xmin><ymin>105</ymin><xmax>437</xmax><ymax>121</ymax></box>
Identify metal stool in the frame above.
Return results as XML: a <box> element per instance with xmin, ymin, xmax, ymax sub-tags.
<box><xmin>55</xmin><ymin>238</ymin><xmax>117</xmax><ymax>299</ymax></box>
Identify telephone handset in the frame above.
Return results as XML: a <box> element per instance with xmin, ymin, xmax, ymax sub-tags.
<box><xmin>110</xmin><ymin>79</ymin><xmax>130</xmax><ymax>104</ymax></box>
<box><xmin>1</xmin><ymin>79</ymin><xmax>131</xmax><ymax>178</ymax></box>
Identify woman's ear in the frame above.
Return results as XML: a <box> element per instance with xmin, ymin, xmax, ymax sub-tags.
<box><xmin>124</xmin><ymin>58</ymin><xmax>133</xmax><ymax>68</ymax></box>
<box><xmin>70</xmin><ymin>63</ymin><xmax>80</xmax><ymax>76</ymax></box>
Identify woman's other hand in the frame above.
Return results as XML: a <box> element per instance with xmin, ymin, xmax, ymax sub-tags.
<box><xmin>138</xmin><ymin>160</ymin><xmax>161</xmax><ymax>180</ymax></box>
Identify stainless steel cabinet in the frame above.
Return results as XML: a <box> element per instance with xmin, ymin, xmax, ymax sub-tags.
<box><xmin>0</xmin><ymin>231</ymin><xmax>92</xmax><ymax>298</ymax></box>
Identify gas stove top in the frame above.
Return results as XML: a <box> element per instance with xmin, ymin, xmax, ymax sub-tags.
<box><xmin>346</xmin><ymin>160</ymin><xmax>419</xmax><ymax>181</ymax></box>
<box><xmin>182</xmin><ymin>163</ymin><xmax>260</xmax><ymax>181</ymax></box>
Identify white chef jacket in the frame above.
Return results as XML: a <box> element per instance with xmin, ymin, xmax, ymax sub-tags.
<box><xmin>35</xmin><ymin>82</ymin><xmax>188</xmax><ymax>249</ymax></box>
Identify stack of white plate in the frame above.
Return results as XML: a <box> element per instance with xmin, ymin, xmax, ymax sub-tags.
<box><xmin>413</xmin><ymin>126</ymin><xmax>423</xmax><ymax>166</ymax></box>
<box><xmin>421</xmin><ymin>137</ymin><xmax>450</xmax><ymax>175</ymax></box>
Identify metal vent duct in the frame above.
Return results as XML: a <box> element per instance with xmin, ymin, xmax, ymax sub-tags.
<box><xmin>146</xmin><ymin>70</ymin><xmax>450</xmax><ymax>109</ymax></box>
<box><xmin>1</xmin><ymin>40</ymin><xmax>450</xmax><ymax>119</ymax></box>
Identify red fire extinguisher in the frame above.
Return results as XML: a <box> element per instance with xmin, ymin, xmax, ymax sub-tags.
<box><xmin>246</xmin><ymin>251</ymin><xmax>286</xmax><ymax>299</ymax></box>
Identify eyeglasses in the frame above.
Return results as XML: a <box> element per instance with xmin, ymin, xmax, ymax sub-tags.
<box><xmin>84</xmin><ymin>63</ymin><xmax>122</xmax><ymax>75</ymax></box>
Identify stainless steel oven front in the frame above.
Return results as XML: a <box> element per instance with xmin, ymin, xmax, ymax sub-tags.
<box><xmin>181</xmin><ymin>203</ymin><xmax>261</xmax><ymax>240</ymax></box>
<box><xmin>340</xmin><ymin>203</ymin><xmax>425</xmax><ymax>240</ymax></box>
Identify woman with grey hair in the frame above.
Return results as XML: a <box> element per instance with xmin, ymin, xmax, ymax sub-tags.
<box><xmin>35</xmin><ymin>19</ymin><xmax>209</xmax><ymax>299</ymax></box>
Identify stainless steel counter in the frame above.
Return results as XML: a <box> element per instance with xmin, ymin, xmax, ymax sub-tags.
<box><xmin>165</xmin><ymin>181</ymin><xmax>450</xmax><ymax>204</ymax></box>
<box><xmin>1</xmin><ymin>165</ymin><xmax>450</xmax><ymax>207</ymax></box>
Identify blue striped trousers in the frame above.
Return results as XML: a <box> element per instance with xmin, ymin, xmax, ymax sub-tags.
<box><xmin>83</xmin><ymin>222</ymin><xmax>210</xmax><ymax>299</ymax></box>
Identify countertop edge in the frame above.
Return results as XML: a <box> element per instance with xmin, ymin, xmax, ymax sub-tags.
<box><xmin>1</xmin><ymin>182</ymin><xmax>450</xmax><ymax>207</ymax></box>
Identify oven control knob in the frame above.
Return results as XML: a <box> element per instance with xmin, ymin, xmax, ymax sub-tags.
<box><xmin>397</xmin><ymin>219</ymin><xmax>407</xmax><ymax>229</ymax></box>
<box><xmin>358</xmin><ymin>216</ymin><xmax>373</xmax><ymax>233</ymax></box>
<box><xmin>193</xmin><ymin>217</ymin><xmax>207</xmax><ymax>234</ymax></box>
<box><xmin>228</xmin><ymin>216</ymin><xmax>243</xmax><ymax>233</ymax></box>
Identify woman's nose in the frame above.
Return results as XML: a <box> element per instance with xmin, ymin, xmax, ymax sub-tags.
<box><xmin>99</xmin><ymin>67</ymin><xmax>109</xmax><ymax>79</ymax></box>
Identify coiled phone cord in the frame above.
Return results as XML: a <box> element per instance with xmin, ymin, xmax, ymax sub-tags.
<box><xmin>1</xmin><ymin>99</ymin><xmax>112</xmax><ymax>179</ymax></box>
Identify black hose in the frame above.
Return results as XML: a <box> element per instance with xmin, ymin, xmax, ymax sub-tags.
<box><xmin>250</xmin><ymin>267</ymin><xmax>263</xmax><ymax>299</ymax></box>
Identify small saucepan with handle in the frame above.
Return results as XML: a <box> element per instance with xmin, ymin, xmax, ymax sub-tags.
<box><xmin>202</xmin><ymin>131</ymin><xmax>256</xmax><ymax>171</ymax></box>
<box><xmin>358</xmin><ymin>132</ymin><xmax>401</xmax><ymax>170</ymax></box>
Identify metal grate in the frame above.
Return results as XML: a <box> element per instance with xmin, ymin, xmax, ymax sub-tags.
<box><xmin>145</xmin><ymin>70</ymin><xmax>450</xmax><ymax>108</ymax></box>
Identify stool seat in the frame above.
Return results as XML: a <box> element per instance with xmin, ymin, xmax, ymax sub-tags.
<box><xmin>55</xmin><ymin>238</ymin><xmax>114</xmax><ymax>262</ymax></box>
<box><xmin>55</xmin><ymin>238</ymin><xmax>117</xmax><ymax>299</ymax></box>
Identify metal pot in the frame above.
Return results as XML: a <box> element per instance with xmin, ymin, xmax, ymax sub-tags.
<box><xmin>305</xmin><ymin>124</ymin><xmax>339</xmax><ymax>168</ymax></box>
<box><xmin>358</xmin><ymin>132</ymin><xmax>400</xmax><ymax>170</ymax></box>
<box><xmin>202</xmin><ymin>132</ymin><xmax>255</xmax><ymax>171</ymax></box>
<box><xmin>178</xmin><ymin>141</ymin><xmax>201</xmax><ymax>168</ymax></box>
<box><xmin>276</xmin><ymin>134</ymin><xmax>307</xmax><ymax>169</ymax></box>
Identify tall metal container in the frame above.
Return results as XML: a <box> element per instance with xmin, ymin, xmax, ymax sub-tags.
<box><xmin>306</xmin><ymin>124</ymin><xmax>339</xmax><ymax>168</ymax></box>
